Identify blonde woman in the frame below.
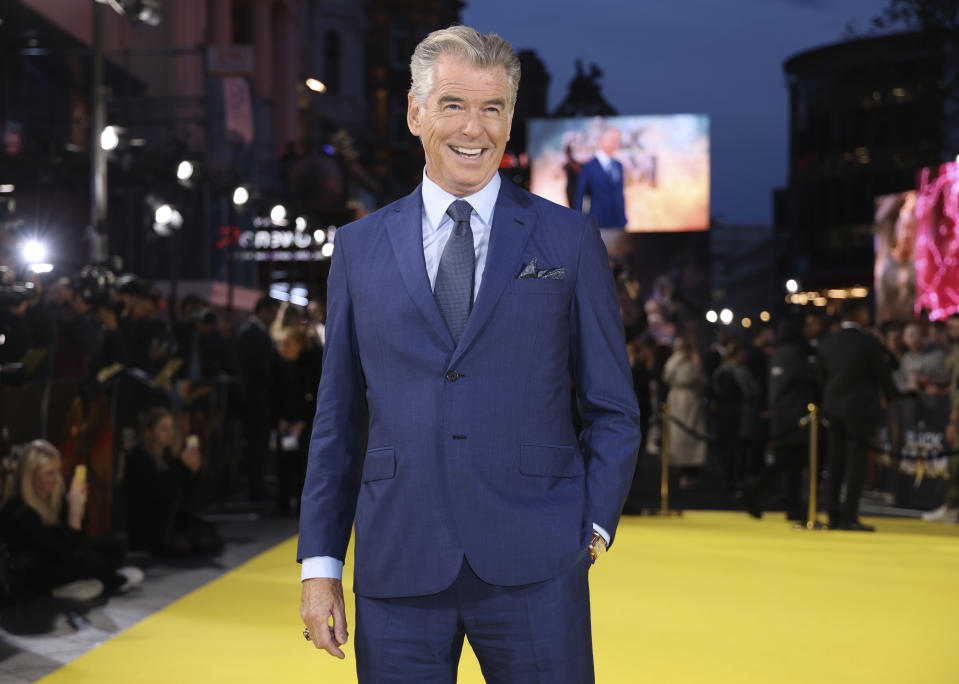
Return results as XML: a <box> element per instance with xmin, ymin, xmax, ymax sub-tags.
<box><xmin>0</xmin><ymin>440</ymin><xmax>142</xmax><ymax>601</ymax></box>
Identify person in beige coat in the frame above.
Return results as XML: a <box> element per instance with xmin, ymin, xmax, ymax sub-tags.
<box><xmin>663</xmin><ymin>337</ymin><xmax>709</xmax><ymax>489</ymax></box>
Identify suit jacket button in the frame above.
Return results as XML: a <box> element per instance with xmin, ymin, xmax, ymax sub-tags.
<box><xmin>445</xmin><ymin>370</ymin><xmax>459</xmax><ymax>382</ymax></box>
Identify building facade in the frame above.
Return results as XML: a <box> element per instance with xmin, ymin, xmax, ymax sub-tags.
<box><xmin>365</xmin><ymin>0</ymin><xmax>462</xmax><ymax>201</ymax></box>
<box><xmin>776</xmin><ymin>30</ymin><xmax>955</xmax><ymax>291</ymax></box>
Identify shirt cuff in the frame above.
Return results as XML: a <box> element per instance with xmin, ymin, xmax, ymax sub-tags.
<box><xmin>302</xmin><ymin>528</ymin><xmax>610</xmax><ymax>580</ymax></box>
<box><xmin>592</xmin><ymin>522</ymin><xmax>610</xmax><ymax>546</ymax></box>
<box><xmin>301</xmin><ymin>556</ymin><xmax>343</xmax><ymax>581</ymax></box>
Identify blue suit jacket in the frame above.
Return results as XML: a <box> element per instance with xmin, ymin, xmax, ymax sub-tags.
<box><xmin>574</xmin><ymin>157</ymin><xmax>628</xmax><ymax>228</ymax></box>
<box><xmin>298</xmin><ymin>177</ymin><xmax>641</xmax><ymax>599</ymax></box>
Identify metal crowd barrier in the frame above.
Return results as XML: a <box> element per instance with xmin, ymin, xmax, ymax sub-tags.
<box><xmin>651</xmin><ymin>396</ymin><xmax>954</xmax><ymax>522</ymax></box>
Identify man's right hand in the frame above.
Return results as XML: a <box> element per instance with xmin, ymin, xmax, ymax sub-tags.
<box><xmin>300</xmin><ymin>578</ymin><xmax>348</xmax><ymax>659</ymax></box>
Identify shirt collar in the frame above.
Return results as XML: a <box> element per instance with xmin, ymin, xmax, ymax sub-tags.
<box><xmin>421</xmin><ymin>169</ymin><xmax>500</xmax><ymax>232</ymax></box>
<box><xmin>595</xmin><ymin>150</ymin><xmax>613</xmax><ymax>168</ymax></box>
<box><xmin>840</xmin><ymin>321</ymin><xmax>862</xmax><ymax>330</ymax></box>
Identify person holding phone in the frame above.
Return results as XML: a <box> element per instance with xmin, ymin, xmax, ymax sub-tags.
<box><xmin>122</xmin><ymin>407</ymin><xmax>222</xmax><ymax>556</ymax></box>
<box><xmin>0</xmin><ymin>439</ymin><xmax>142</xmax><ymax>601</ymax></box>
<box><xmin>270</xmin><ymin>326</ymin><xmax>322</xmax><ymax>517</ymax></box>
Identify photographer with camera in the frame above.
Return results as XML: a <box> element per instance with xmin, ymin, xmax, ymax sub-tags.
<box><xmin>116</xmin><ymin>275</ymin><xmax>176</xmax><ymax>377</ymax></box>
<box><xmin>0</xmin><ymin>265</ymin><xmax>41</xmax><ymax>375</ymax></box>
<box><xmin>44</xmin><ymin>267</ymin><xmax>126</xmax><ymax>384</ymax></box>
<box><xmin>74</xmin><ymin>267</ymin><xmax>127</xmax><ymax>379</ymax></box>
<box><xmin>174</xmin><ymin>297</ymin><xmax>227</xmax><ymax>382</ymax></box>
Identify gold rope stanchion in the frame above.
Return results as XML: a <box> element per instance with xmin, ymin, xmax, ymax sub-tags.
<box><xmin>648</xmin><ymin>403</ymin><xmax>680</xmax><ymax>517</ymax></box>
<box><xmin>794</xmin><ymin>403</ymin><xmax>825</xmax><ymax>531</ymax></box>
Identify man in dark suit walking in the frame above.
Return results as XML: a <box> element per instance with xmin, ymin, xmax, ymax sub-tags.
<box><xmin>818</xmin><ymin>299</ymin><xmax>896</xmax><ymax>531</ymax></box>
<box><xmin>234</xmin><ymin>296</ymin><xmax>279</xmax><ymax>501</ymax></box>
<box><xmin>741</xmin><ymin>317</ymin><xmax>819</xmax><ymax>521</ymax></box>
<box><xmin>574</xmin><ymin>126</ymin><xmax>628</xmax><ymax>228</ymax></box>
<box><xmin>298</xmin><ymin>25</ymin><xmax>641</xmax><ymax>683</ymax></box>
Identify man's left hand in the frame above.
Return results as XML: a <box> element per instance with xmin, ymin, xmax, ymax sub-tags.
<box><xmin>588</xmin><ymin>531</ymin><xmax>607</xmax><ymax>562</ymax></box>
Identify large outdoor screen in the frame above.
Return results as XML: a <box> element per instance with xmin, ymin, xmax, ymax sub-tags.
<box><xmin>528</xmin><ymin>114</ymin><xmax>710</xmax><ymax>232</ymax></box>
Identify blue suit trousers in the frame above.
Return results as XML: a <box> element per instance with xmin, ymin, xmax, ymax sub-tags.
<box><xmin>355</xmin><ymin>552</ymin><xmax>595</xmax><ymax>684</ymax></box>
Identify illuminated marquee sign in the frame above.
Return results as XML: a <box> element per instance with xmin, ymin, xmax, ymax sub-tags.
<box><xmin>238</xmin><ymin>230</ymin><xmax>315</xmax><ymax>250</ymax></box>
<box><xmin>228</xmin><ymin>223</ymin><xmax>336</xmax><ymax>262</ymax></box>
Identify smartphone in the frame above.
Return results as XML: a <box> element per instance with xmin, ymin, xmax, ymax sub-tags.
<box><xmin>74</xmin><ymin>464</ymin><xmax>87</xmax><ymax>484</ymax></box>
<box><xmin>186</xmin><ymin>435</ymin><xmax>199</xmax><ymax>449</ymax></box>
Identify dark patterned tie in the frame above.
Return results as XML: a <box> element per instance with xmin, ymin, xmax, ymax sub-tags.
<box><xmin>607</xmin><ymin>161</ymin><xmax>619</xmax><ymax>183</ymax></box>
<box><xmin>434</xmin><ymin>199</ymin><xmax>475</xmax><ymax>345</ymax></box>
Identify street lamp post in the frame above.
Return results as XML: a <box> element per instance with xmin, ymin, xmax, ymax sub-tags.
<box><xmin>228</xmin><ymin>185</ymin><xmax>249</xmax><ymax>312</ymax></box>
<box><xmin>227</xmin><ymin>201</ymin><xmax>235</xmax><ymax>313</ymax></box>
<box><xmin>170</xmin><ymin>200</ymin><xmax>182</xmax><ymax>324</ymax></box>
<box><xmin>89</xmin><ymin>0</ymin><xmax>164</xmax><ymax>263</ymax></box>
<box><xmin>89</xmin><ymin>0</ymin><xmax>107</xmax><ymax>262</ymax></box>
<box><xmin>152</xmin><ymin>201</ymin><xmax>183</xmax><ymax>319</ymax></box>
<box><xmin>172</xmin><ymin>160</ymin><xmax>197</xmax><ymax>323</ymax></box>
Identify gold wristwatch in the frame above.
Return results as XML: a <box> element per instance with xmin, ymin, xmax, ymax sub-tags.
<box><xmin>588</xmin><ymin>531</ymin><xmax>607</xmax><ymax>562</ymax></box>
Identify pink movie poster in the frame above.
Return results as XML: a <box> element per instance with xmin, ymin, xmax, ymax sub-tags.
<box><xmin>914</xmin><ymin>161</ymin><xmax>959</xmax><ymax>320</ymax></box>
<box><xmin>874</xmin><ymin>190</ymin><xmax>917</xmax><ymax>323</ymax></box>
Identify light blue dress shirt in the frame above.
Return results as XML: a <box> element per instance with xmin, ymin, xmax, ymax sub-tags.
<box><xmin>420</xmin><ymin>168</ymin><xmax>500</xmax><ymax>301</ymax></box>
<box><xmin>301</xmin><ymin>171</ymin><xmax>608</xmax><ymax>582</ymax></box>
<box><xmin>595</xmin><ymin>149</ymin><xmax>619</xmax><ymax>182</ymax></box>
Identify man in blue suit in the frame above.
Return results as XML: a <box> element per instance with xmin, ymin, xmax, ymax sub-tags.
<box><xmin>299</xmin><ymin>25</ymin><xmax>641</xmax><ymax>683</ymax></box>
<box><xmin>574</xmin><ymin>126</ymin><xmax>629</xmax><ymax>228</ymax></box>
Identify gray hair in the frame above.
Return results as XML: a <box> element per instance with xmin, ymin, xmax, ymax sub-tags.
<box><xmin>409</xmin><ymin>25</ymin><xmax>521</xmax><ymax>111</ymax></box>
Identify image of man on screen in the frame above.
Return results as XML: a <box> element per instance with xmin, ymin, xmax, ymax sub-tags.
<box><xmin>574</xmin><ymin>125</ymin><xmax>628</xmax><ymax>228</ymax></box>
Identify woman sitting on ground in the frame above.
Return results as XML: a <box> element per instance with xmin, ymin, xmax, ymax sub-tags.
<box><xmin>123</xmin><ymin>407</ymin><xmax>223</xmax><ymax>556</ymax></box>
<box><xmin>0</xmin><ymin>439</ymin><xmax>143</xmax><ymax>601</ymax></box>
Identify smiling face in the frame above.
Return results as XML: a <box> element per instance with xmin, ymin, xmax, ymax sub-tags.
<box><xmin>407</xmin><ymin>55</ymin><xmax>513</xmax><ymax>197</ymax></box>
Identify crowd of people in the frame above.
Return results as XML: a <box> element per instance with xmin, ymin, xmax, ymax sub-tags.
<box><xmin>0</xmin><ymin>264</ymin><xmax>325</xmax><ymax>604</ymax></box>
<box><xmin>619</xmin><ymin>266</ymin><xmax>959</xmax><ymax>527</ymax></box>
<box><xmin>623</xmin><ymin>302</ymin><xmax>812</xmax><ymax>509</ymax></box>
<box><xmin>2</xmin><ymin>251</ymin><xmax>958</xmax><ymax>607</ymax></box>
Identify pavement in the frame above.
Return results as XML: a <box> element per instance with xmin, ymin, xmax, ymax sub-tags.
<box><xmin>0</xmin><ymin>446</ymin><xmax>929</xmax><ymax>683</ymax></box>
<box><xmin>0</xmin><ymin>512</ymin><xmax>300</xmax><ymax>684</ymax></box>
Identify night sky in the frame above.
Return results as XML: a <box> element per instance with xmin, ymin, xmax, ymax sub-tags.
<box><xmin>462</xmin><ymin>0</ymin><xmax>891</xmax><ymax>226</ymax></box>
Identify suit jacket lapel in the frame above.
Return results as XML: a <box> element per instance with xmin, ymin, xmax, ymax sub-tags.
<box><xmin>386</xmin><ymin>186</ymin><xmax>455</xmax><ymax>348</ymax></box>
<box><xmin>452</xmin><ymin>180</ymin><xmax>535</xmax><ymax>365</ymax></box>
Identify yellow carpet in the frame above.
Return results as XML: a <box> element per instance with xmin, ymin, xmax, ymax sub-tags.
<box><xmin>39</xmin><ymin>513</ymin><xmax>959</xmax><ymax>683</ymax></box>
